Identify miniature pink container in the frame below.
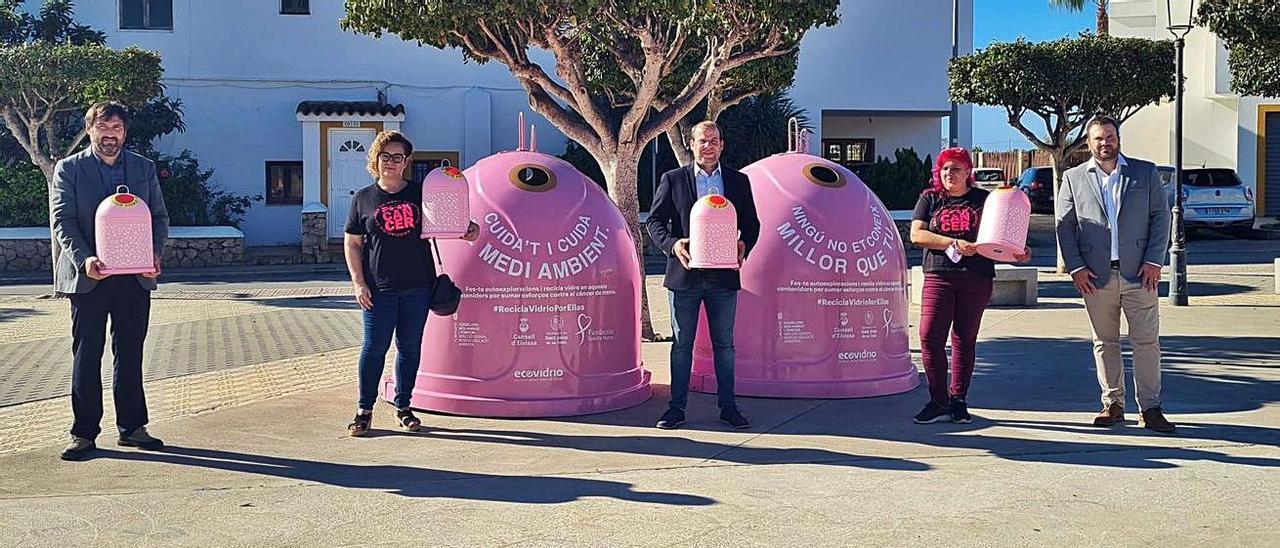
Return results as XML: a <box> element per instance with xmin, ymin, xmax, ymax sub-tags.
<box><xmin>688</xmin><ymin>194</ymin><xmax>739</xmax><ymax>269</ymax></box>
<box><xmin>420</xmin><ymin>165</ymin><xmax>471</xmax><ymax>239</ymax></box>
<box><xmin>691</xmin><ymin>124</ymin><xmax>918</xmax><ymax>398</ymax></box>
<box><xmin>975</xmin><ymin>186</ymin><xmax>1031</xmax><ymax>262</ymax></box>
<box><xmin>386</xmin><ymin>118</ymin><xmax>651</xmax><ymax>417</ymax></box>
<box><xmin>94</xmin><ymin>185</ymin><xmax>155</xmax><ymax>276</ymax></box>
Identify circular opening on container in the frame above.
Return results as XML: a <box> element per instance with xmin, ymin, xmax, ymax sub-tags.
<box><xmin>117</xmin><ymin>195</ymin><xmax>135</xmax><ymax>205</ymax></box>
<box><xmin>803</xmin><ymin>163</ymin><xmax>846</xmax><ymax>188</ymax></box>
<box><xmin>509</xmin><ymin>164</ymin><xmax>557</xmax><ymax>192</ymax></box>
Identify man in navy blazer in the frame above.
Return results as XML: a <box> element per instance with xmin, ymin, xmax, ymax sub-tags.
<box><xmin>646</xmin><ymin>121</ymin><xmax>761</xmax><ymax>430</ymax></box>
<box><xmin>50</xmin><ymin>102</ymin><xmax>169</xmax><ymax>460</ymax></box>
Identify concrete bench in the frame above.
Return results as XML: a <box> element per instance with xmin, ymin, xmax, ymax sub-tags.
<box><xmin>1275</xmin><ymin>258</ymin><xmax>1279</xmax><ymax>294</ymax></box>
<box><xmin>910</xmin><ymin>265</ymin><xmax>1039</xmax><ymax>307</ymax></box>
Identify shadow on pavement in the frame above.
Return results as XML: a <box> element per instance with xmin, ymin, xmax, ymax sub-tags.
<box><xmin>0</xmin><ymin>306</ymin><xmax>44</xmax><ymax>324</ymax></box>
<box><xmin>972</xmin><ymin>335</ymin><xmax>1280</xmax><ymax>414</ymax></box>
<box><xmin>419</xmin><ymin>426</ymin><xmax>930</xmax><ymax>471</ymax></box>
<box><xmin>93</xmin><ymin>446</ymin><xmax>718</xmax><ymax>505</ymax></box>
<box><xmin>1038</xmin><ymin>280</ymin><xmax>1259</xmax><ymax>298</ymax></box>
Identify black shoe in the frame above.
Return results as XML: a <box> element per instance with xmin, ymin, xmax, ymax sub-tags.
<box><xmin>60</xmin><ymin>436</ymin><xmax>96</xmax><ymax>461</ymax></box>
<box><xmin>118</xmin><ymin>426</ymin><xmax>164</xmax><ymax>450</ymax></box>
<box><xmin>720</xmin><ymin>407</ymin><xmax>750</xmax><ymax>429</ymax></box>
<box><xmin>655</xmin><ymin>408</ymin><xmax>686</xmax><ymax>430</ymax></box>
<box><xmin>348</xmin><ymin>412</ymin><xmax>373</xmax><ymax>437</ymax></box>
<box><xmin>913</xmin><ymin>402</ymin><xmax>952</xmax><ymax>424</ymax></box>
<box><xmin>395</xmin><ymin>408</ymin><xmax>422</xmax><ymax>432</ymax></box>
<box><xmin>950</xmin><ymin>397</ymin><xmax>972</xmax><ymax>424</ymax></box>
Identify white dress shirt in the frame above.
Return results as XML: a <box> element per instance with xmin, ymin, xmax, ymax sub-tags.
<box><xmin>1071</xmin><ymin>154</ymin><xmax>1160</xmax><ymax>275</ymax></box>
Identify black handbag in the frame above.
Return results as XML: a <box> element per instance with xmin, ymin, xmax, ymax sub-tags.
<box><xmin>428</xmin><ymin>239</ymin><xmax>461</xmax><ymax>316</ymax></box>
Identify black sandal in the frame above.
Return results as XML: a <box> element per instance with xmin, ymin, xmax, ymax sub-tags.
<box><xmin>396</xmin><ymin>408</ymin><xmax>422</xmax><ymax>432</ymax></box>
<box><xmin>348</xmin><ymin>413</ymin><xmax>372</xmax><ymax>437</ymax></box>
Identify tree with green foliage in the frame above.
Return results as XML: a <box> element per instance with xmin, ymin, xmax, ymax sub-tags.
<box><xmin>343</xmin><ymin>0</ymin><xmax>839</xmax><ymax>339</ymax></box>
<box><xmin>950</xmin><ymin>35</ymin><xmax>1174</xmax><ymax>271</ymax></box>
<box><xmin>1199</xmin><ymin>0</ymin><xmax>1280</xmax><ymax>98</ymax></box>
<box><xmin>1049</xmin><ymin>0</ymin><xmax>1110</xmax><ymax>36</ymax></box>
<box><xmin>657</xmin><ymin>53</ymin><xmax>804</xmax><ymax>166</ymax></box>
<box><xmin>950</xmin><ymin>36</ymin><xmax>1173</xmax><ymax>189</ymax></box>
<box><xmin>0</xmin><ymin>0</ymin><xmax>163</xmax><ymax>181</ymax></box>
<box><xmin>852</xmin><ymin>148</ymin><xmax>933</xmax><ymax>211</ymax></box>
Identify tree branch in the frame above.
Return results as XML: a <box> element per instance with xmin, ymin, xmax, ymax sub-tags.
<box><xmin>540</xmin><ymin>23</ymin><xmax>617</xmax><ymax>146</ymax></box>
<box><xmin>1006</xmin><ymin>106</ymin><xmax>1051</xmax><ymax>149</ymax></box>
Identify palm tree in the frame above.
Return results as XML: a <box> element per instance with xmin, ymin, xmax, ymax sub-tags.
<box><xmin>1050</xmin><ymin>0</ymin><xmax>1110</xmax><ymax>36</ymax></box>
<box><xmin>716</xmin><ymin>92</ymin><xmax>810</xmax><ymax>170</ymax></box>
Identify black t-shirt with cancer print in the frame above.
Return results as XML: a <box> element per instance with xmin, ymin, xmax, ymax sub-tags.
<box><xmin>344</xmin><ymin>181</ymin><xmax>437</xmax><ymax>292</ymax></box>
<box><xmin>911</xmin><ymin>187</ymin><xmax>995</xmax><ymax>278</ymax></box>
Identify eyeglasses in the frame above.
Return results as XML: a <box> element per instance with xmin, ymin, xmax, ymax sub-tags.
<box><xmin>378</xmin><ymin>152</ymin><xmax>407</xmax><ymax>164</ymax></box>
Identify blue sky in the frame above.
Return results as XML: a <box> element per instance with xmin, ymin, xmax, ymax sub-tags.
<box><xmin>971</xmin><ymin>0</ymin><xmax>1096</xmax><ymax>150</ymax></box>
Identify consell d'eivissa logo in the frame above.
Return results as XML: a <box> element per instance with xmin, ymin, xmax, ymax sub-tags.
<box><xmin>513</xmin><ymin>368</ymin><xmax>566</xmax><ymax>380</ymax></box>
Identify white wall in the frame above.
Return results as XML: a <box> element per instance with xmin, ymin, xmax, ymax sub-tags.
<box><xmin>50</xmin><ymin>0</ymin><xmax>562</xmax><ymax>245</ymax></box>
<box><xmin>1110</xmin><ymin>0</ymin><xmax>1279</xmax><ymax>208</ymax></box>
<box><xmin>821</xmin><ymin>115</ymin><xmax>945</xmax><ymax>161</ymax></box>
<box><xmin>792</xmin><ymin>0</ymin><xmax>973</xmax><ymax>149</ymax></box>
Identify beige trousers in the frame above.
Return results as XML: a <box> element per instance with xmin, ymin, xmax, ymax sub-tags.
<box><xmin>1081</xmin><ymin>267</ymin><xmax>1163</xmax><ymax>411</ymax></box>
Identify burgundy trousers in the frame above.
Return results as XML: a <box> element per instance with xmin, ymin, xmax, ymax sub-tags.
<box><xmin>918</xmin><ymin>271</ymin><xmax>993</xmax><ymax>405</ymax></box>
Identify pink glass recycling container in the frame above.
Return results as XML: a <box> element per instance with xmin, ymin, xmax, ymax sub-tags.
<box><xmin>387</xmin><ymin>118</ymin><xmax>651</xmax><ymax>417</ymax></box>
<box><xmin>420</xmin><ymin>165</ymin><xmax>471</xmax><ymax>239</ymax></box>
<box><xmin>688</xmin><ymin>194</ymin><xmax>740</xmax><ymax>269</ymax></box>
<box><xmin>94</xmin><ymin>185</ymin><xmax>156</xmax><ymax>275</ymax></box>
<box><xmin>691</xmin><ymin>125</ymin><xmax>918</xmax><ymax>398</ymax></box>
<box><xmin>975</xmin><ymin>186</ymin><xmax>1031</xmax><ymax>262</ymax></box>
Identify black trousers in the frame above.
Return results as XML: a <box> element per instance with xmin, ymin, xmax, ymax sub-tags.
<box><xmin>68</xmin><ymin>276</ymin><xmax>151</xmax><ymax>439</ymax></box>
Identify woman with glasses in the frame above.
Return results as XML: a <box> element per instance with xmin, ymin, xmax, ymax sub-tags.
<box><xmin>343</xmin><ymin>130</ymin><xmax>478</xmax><ymax>436</ymax></box>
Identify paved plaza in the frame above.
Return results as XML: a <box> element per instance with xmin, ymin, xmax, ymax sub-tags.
<box><xmin>0</xmin><ymin>264</ymin><xmax>1276</xmax><ymax>546</ymax></box>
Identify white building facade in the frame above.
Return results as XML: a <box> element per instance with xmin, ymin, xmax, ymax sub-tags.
<box><xmin>45</xmin><ymin>0</ymin><xmax>972</xmax><ymax>245</ymax></box>
<box><xmin>1109</xmin><ymin>0</ymin><xmax>1280</xmax><ymax>221</ymax></box>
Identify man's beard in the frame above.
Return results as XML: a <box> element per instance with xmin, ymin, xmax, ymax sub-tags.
<box><xmin>1094</xmin><ymin>147</ymin><xmax>1119</xmax><ymax>161</ymax></box>
<box><xmin>95</xmin><ymin>139</ymin><xmax>121</xmax><ymax>156</ymax></box>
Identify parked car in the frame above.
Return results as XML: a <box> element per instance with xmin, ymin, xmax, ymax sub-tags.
<box><xmin>1178</xmin><ymin>167</ymin><xmax>1256</xmax><ymax>232</ymax></box>
<box><xmin>973</xmin><ymin>167</ymin><xmax>1006</xmax><ymax>190</ymax></box>
<box><xmin>1015</xmin><ymin>166</ymin><xmax>1054</xmax><ymax>213</ymax></box>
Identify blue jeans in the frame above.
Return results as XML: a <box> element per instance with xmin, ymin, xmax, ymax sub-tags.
<box><xmin>357</xmin><ymin>287</ymin><xmax>431</xmax><ymax>411</ymax></box>
<box><xmin>668</xmin><ymin>279</ymin><xmax>738</xmax><ymax>411</ymax></box>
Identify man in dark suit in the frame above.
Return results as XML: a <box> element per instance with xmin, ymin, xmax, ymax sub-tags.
<box><xmin>50</xmin><ymin>102</ymin><xmax>169</xmax><ymax>460</ymax></box>
<box><xmin>645</xmin><ymin>121</ymin><xmax>761</xmax><ymax>430</ymax></box>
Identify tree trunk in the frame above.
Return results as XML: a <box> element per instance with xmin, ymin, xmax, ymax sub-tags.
<box><xmin>665</xmin><ymin>120</ymin><xmax>693</xmax><ymax>167</ymax></box>
<box><xmin>1097</xmin><ymin>2</ymin><xmax>1109</xmax><ymax>37</ymax></box>
<box><xmin>599</xmin><ymin>151</ymin><xmax>660</xmax><ymax>341</ymax></box>
<box><xmin>29</xmin><ymin>141</ymin><xmax>59</xmax><ymax>294</ymax></box>
<box><xmin>1048</xmin><ymin>149</ymin><xmax>1068</xmax><ymax>273</ymax></box>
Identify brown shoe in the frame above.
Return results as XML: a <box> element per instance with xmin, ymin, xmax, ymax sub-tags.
<box><xmin>1139</xmin><ymin>407</ymin><xmax>1176</xmax><ymax>433</ymax></box>
<box><xmin>1092</xmin><ymin>403</ymin><xmax>1125</xmax><ymax>427</ymax></box>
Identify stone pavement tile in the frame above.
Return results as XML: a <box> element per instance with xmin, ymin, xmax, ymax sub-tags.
<box><xmin>0</xmin><ymin>347</ymin><xmax>361</xmax><ymax>455</ymax></box>
<box><xmin>0</xmin><ymin>303</ymin><xmax>361</xmax><ymax>407</ymax></box>
<box><xmin>0</xmin><ymin>298</ymin><xmax>286</xmax><ymax>345</ymax></box>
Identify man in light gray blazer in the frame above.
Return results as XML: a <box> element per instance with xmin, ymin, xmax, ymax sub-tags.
<box><xmin>49</xmin><ymin>102</ymin><xmax>169</xmax><ymax>460</ymax></box>
<box><xmin>1056</xmin><ymin>116</ymin><xmax>1175</xmax><ymax>433</ymax></box>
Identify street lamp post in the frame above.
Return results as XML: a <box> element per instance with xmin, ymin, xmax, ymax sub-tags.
<box><xmin>1166</xmin><ymin>0</ymin><xmax>1195</xmax><ymax>307</ymax></box>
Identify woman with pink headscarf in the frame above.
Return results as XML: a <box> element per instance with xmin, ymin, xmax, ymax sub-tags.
<box><xmin>909</xmin><ymin>147</ymin><xmax>1029</xmax><ymax>424</ymax></box>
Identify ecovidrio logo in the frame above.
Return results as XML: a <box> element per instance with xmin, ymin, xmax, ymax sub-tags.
<box><xmin>513</xmin><ymin>368</ymin><xmax>566</xmax><ymax>380</ymax></box>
